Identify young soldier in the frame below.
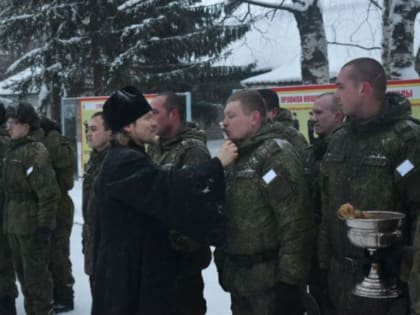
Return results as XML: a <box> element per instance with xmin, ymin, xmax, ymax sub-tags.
<box><xmin>304</xmin><ymin>93</ymin><xmax>343</xmax><ymax>313</ymax></box>
<box><xmin>216</xmin><ymin>89</ymin><xmax>314</xmax><ymax>315</ymax></box>
<box><xmin>319</xmin><ymin>58</ymin><xmax>420</xmax><ymax>315</ymax></box>
<box><xmin>4</xmin><ymin>103</ymin><xmax>61</xmax><ymax>315</ymax></box>
<box><xmin>82</xmin><ymin>111</ymin><xmax>111</xmax><ymax>293</ymax></box>
<box><xmin>149</xmin><ymin>92</ymin><xmax>211</xmax><ymax>315</ymax></box>
<box><xmin>0</xmin><ymin>102</ymin><xmax>17</xmax><ymax>315</ymax></box>
<box><xmin>38</xmin><ymin>116</ymin><xmax>76</xmax><ymax>313</ymax></box>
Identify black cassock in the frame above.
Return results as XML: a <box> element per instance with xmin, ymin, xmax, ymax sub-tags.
<box><xmin>92</xmin><ymin>141</ymin><xmax>226</xmax><ymax>315</ymax></box>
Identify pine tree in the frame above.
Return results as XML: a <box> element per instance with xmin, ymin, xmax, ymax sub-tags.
<box><xmin>102</xmin><ymin>1</ymin><xmax>253</xmax><ymax>92</ymax></box>
<box><xmin>0</xmin><ymin>0</ymin><xmax>257</xmax><ymax>121</ymax></box>
<box><xmin>0</xmin><ymin>0</ymin><xmax>85</xmax><ymax>119</ymax></box>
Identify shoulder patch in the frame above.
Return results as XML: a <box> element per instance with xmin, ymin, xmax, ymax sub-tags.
<box><xmin>394</xmin><ymin>120</ymin><xmax>419</xmax><ymax>142</ymax></box>
<box><xmin>21</xmin><ymin>141</ymin><xmax>50</xmax><ymax>168</ymax></box>
<box><xmin>274</xmin><ymin>138</ymin><xmax>291</xmax><ymax>149</ymax></box>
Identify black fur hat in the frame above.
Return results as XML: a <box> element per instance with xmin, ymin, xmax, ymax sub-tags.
<box><xmin>6</xmin><ymin>102</ymin><xmax>40</xmax><ymax>130</ymax></box>
<box><xmin>103</xmin><ymin>86</ymin><xmax>152</xmax><ymax>132</ymax></box>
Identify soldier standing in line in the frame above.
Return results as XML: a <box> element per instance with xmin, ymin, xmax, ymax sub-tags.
<box><xmin>257</xmin><ymin>88</ymin><xmax>308</xmax><ymax>155</ymax></box>
<box><xmin>215</xmin><ymin>89</ymin><xmax>314</xmax><ymax>315</ymax></box>
<box><xmin>305</xmin><ymin>93</ymin><xmax>344</xmax><ymax>230</ymax></box>
<box><xmin>318</xmin><ymin>57</ymin><xmax>420</xmax><ymax>315</ymax></box>
<box><xmin>0</xmin><ymin>102</ymin><xmax>18</xmax><ymax>315</ymax></box>
<box><xmin>148</xmin><ymin>92</ymin><xmax>211</xmax><ymax>315</ymax></box>
<box><xmin>303</xmin><ymin>93</ymin><xmax>343</xmax><ymax>313</ymax></box>
<box><xmin>38</xmin><ymin>116</ymin><xmax>76</xmax><ymax>313</ymax></box>
<box><xmin>4</xmin><ymin>103</ymin><xmax>61</xmax><ymax>315</ymax></box>
<box><xmin>82</xmin><ymin>111</ymin><xmax>111</xmax><ymax>293</ymax></box>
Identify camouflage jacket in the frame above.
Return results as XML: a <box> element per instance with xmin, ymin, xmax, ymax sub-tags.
<box><xmin>83</xmin><ymin>148</ymin><xmax>108</xmax><ymax>228</ymax></box>
<box><xmin>82</xmin><ymin>147</ymin><xmax>108</xmax><ymax>275</ymax></box>
<box><xmin>269</xmin><ymin>120</ymin><xmax>308</xmax><ymax>156</ymax></box>
<box><xmin>215</xmin><ymin>122</ymin><xmax>314</xmax><ymax>296</ymax></box>
<box><xmin>147</xmin><ymin>125</ymin><xmax>212</xmax><ymax>274</ymax></box>
<box><xmin>3</xmin><ymin>131</ymin><xmax>61</xmax><ymax>234</ymax></box>
<box><xmin>147</xmin><ymin>124</ymin><xmax>210</xmax><ymax>170</ymax></box>
<box><xmin>304</xmin><ymin>136</ymin><xmax>330</xmax><ymax>227</ymax></box>
<box><xmin>318</xmin><ymin>93</ymin><xmax>420</xmax><ymax>282</ymax></box>
<box><xmin>0</xmin><ymin>125</ymin><xmax>9</xmax><ymax>227</ymax></box>
<box><xmin>32</xmin><ymin>129</ymin><xmax>75</xmax><ymax>193</ymax></box>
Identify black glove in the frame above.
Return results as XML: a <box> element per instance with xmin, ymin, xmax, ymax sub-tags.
<box><xmin>35</xmin><ymin>227</ymin><xmax>52</xmax><ymax>245</ymax></box>
<box><xmin>277</xmin><ymin>282</ymin><xmax>304</xmax><ymax>315</ymax></box>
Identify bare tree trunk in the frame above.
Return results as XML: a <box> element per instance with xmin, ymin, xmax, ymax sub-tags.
<box><xmin>293</xmin><ymin>1</ymin><xmax>329</xmax><ymax>84</ymax></box>
<box><xmin>236</xmin><ymin>0</ymin><xmax>329</xmax><ymax>84</ymax></box>
<box><xmin>381</xmin><ymin>0</ymin><xmax>392</xmax><ymax>77</ymax></box>
<box><xmin>385</xmin><ymin>0</ymin><xmax>420</xmax><ymax>79</ymax></box>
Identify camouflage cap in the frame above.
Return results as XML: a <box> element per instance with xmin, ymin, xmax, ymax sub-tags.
<box><xmin>7</xmin><ymin>102</ymin><xmax>40</xmax><ymax>130</ymax></box>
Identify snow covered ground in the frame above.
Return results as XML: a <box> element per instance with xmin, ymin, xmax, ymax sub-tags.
<box><xmin>16</xmin><ymin>139</ymin><xmax>231</xmax><ymax>315</ymax></box>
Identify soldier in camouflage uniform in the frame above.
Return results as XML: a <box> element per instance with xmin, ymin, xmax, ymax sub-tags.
<box><xmin>303</xmin><ymin>93</ymin><xmax>343</xmax><ymax>313</ymax></box>
<box><xmin>148</xmin><ymin>92</ymin><xmax>211</xmax><ymax>315</ymax></box>
<box><xmin>304</xmin><ymin>93</ymin><xmax>343</xmax><ymax>230</ymax></box>
<box><xmin>3</xmin><ymin>103</ymin><xmax>61</xmax><ymax>315</ymax></box>
<box><xmin>35</xmin><ymin>116</ymin><xmax>76</xmax><ymax>313</ymax></box>
<box><xmin>215</xmin><ymin>89</ymin><xmax>314</xmax><ymax>315</ymax></box>
<box><xmin>0</xmin><ymin>103</ymin><xmax>18</xmax><ymax>315</ymax></box>
<box><xmin>411</xmin><ymin>226</ymin><xmax>420</xmax><ymax>314</ymax></box>
<box><xmin>258</xmin><ymin>88</ymin><xmax>308</xmax><ymax>155</ymax></box>
<box><xmin>82</xmin><ymin>111</ymin><xmax>111</xmax><ymax>293</ymax></box>
<box><xmin>319</xmin><ymin>58</ymin><xmax>420</xmax><ymax>315</ymax></box>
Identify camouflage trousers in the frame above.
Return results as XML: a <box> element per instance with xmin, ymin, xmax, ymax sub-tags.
<box><xmin>8</xmin><ymin>233</ymin><xmax>54</xmax><ymax>315</ymax></box>
<box><xmin>0</xmin><ymin>230</ymin><xmax>18</xmax><ymax>299</ymax></box>
<box><xmin>49</xmin><ymin>194</ymin><xmax>75</xmax><ymax>305</ymax></box>
<box><xmin>328</xmin><ymin>256</ymin><xmax>410</xmax><ymax>315</ymax></box>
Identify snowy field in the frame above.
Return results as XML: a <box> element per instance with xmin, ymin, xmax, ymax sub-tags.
<box><xmin>16</xmin><ymin>139</ymin><xmax>230</xmax><ymax>315</ymax></box>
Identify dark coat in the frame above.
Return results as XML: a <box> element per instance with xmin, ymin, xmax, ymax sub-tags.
<box><xmin>92</xmin><ymin>142</ymin><xmax>226</xmax><ymax>315</ymax></box>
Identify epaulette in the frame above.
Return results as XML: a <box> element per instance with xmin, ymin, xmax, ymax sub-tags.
<box><xmin>181</xmin><ymin>138</ymin><xmax>207</xmax><ymax>150</ymax></box>
<box><xmin>394</xmin><ymin>119</ymin><xmax>420</xmax><ymax>142</ymax></box>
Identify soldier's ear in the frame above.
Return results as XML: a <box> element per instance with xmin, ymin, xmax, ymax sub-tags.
<box><xmin>360</xmin><ymin>81</ymin><xmax>373</xmax><ymax>97</ymax></box>
<box><xmin>169</xmin><ymin>108</ymin><xmax>180</xmax><ymax>120</ymax></box>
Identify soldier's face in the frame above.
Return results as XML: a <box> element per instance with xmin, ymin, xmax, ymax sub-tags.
<box><xmin>151</xmin><ymin>95</ymin><xmax>173</xmax><ymax>138</ymax></box>
<box><xmin>6</xmin><ymin>118</ymin><xmax>30</xmax><ymax>139</ymax></box>
<box><xmin>124</xmin><ymin>111</ymin><xmax>158</xmax><ymax>145</ymax></box>
<box><xmin>222</xmin><ymin>101</ymin><xmax>256</xmax><ymax>142</ymax></box>
<box><xmin>312</xmin><ymin>95</ymin><xmax>341</xmax><ymax>137</ymax></box>
<box><xmin>87</xmin><ymin>116</ymin><xmax>111</xmax><ymax>152</ymax></box>
<box><xmin>336</xmin><ymin>65</ymin><xmax>363</xmax><ymax>117</ymax></box>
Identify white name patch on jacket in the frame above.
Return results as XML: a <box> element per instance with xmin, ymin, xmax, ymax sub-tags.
<box><xmin>396</xmin><ymin>159</ymin><xmax>414</xmax><ymax>177</ymax></box>
<box><xmin>263</xmin><ymin>169</ymin><xmax>277</xmax><ymax>184</ymax></box>
<box><xmin>26</xmin><ymin>166</ymin><xmax>34</xmax><ymax>176</ymax></box>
